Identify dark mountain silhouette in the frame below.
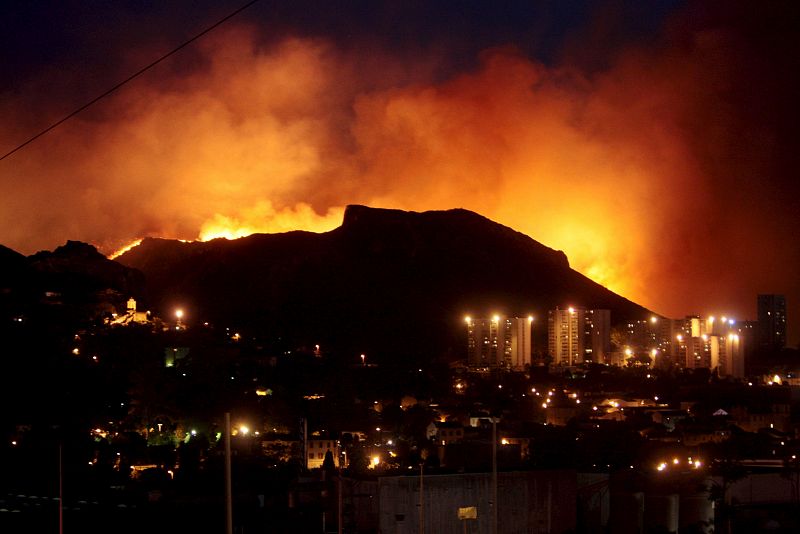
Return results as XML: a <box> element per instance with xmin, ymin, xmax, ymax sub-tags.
<box><xmin>28</xmin><ymin>240</ymin><xmax>144</xmax><ymax>298</ymax></box>
<box><xmin>0</xmin><ymin>240</ymin><xmax>143</xmax><ymax>321</ymax></box>
<box><xmin>116</xmin><ymin>205</ymin><xmax>650</xmax><ymax>363</ymax></box>
<box><xmin>0</xmin><ymin>244</ymin><xmax>31</xmax><ymax>287</ymax></box>
<box><xmin>0</xmin><ymin>244</ymin><xmax>36</xmax><ymax>313</ymax></box>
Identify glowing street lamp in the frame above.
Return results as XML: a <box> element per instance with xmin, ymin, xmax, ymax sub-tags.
<box><xmin>360</xmin><ymin>353</ymin><xmax>366</xmax><ymax>366</ymax></box>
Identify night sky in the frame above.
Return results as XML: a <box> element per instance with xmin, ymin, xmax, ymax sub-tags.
<box><xmin>1</xmin><ymin>1</ymin><xmax>798</xmax><ymax>342</ymax></box>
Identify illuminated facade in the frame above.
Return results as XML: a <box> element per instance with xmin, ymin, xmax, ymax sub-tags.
<box><xmin>585</xmin><ymin>309</ymin><xmax>611</xmax><ymax>363</ymax></box>
<box><xmin>675</xmin><ymin>315</ymin><xmax>745</xmax><ymax>377</ymax></box>
<box><xmin>466</xmin><ymin>316</ymin><xmax>532</xmax><ymax>370</ymax></box>
<box><xmin>548</xmin><ymin>307</ymin><xmax>582</xmax><ymax>366</ymax></box>
<box><xmin>622</xmin><ymin>316</ymin><xmax>676</xmax><ymax>361</ymax></box>
<box><xmin>547</xmin><ymin>307</ymin><xmax>610</xmax><ymax>365</ymax></box>
<box><xmin>306</xmin><ymin>438</ymin><xmax>340</xmax><ymax>469</ymax></box>
<box><xmin>757</xmin><ymin>294</ymin><xmax>786</xmax><ymax>350</ymax></box>
<box><xmin>110</xmin><ymin>297</ymin><xmax>151</xmax><ymax>326</ymax></box>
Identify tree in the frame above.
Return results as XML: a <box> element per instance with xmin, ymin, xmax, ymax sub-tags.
<box><xmin>322</xmin><ymin>450</ymin><xmax>336</xmax><ymax>471</ymax></box>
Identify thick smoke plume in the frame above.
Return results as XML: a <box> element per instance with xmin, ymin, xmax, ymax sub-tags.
<box><xmin>1</xmin><ymin>3</ymin><xmax>797</xmax><ymax>335</ymax></box>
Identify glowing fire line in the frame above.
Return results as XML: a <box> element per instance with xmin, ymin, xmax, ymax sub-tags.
<box><xmin>108</xmin><ymin>239</ymin><xmax>143</xmax><ymax>260</ymax></box>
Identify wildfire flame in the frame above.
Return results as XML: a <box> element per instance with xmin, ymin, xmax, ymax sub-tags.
<box><xmin>198</xmin><ymin>202</ymin><xmax>344</xmax><ymax>241</ymax></box>
<box><xmin>108</xmin><ymin>239</ymin><xmax>143</xmax><ymax>260</ymax></box>
<box><xmin>5</xmin><ymin>12</ymin><xmax>796</xmax><ymax>325</ymax></box>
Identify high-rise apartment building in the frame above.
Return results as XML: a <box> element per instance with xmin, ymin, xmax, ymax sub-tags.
<box><xmin>466</xmin><ymin>315</ymin><xmax>532</xmax><ymax>370</ymax></box>
<box><xmin>735</xmin><ymin>320</ymin><xmax>758</xmax><ymax>373</ymax></box>
<box><xmin>675</xmin><ymin>315</ymin><xmax>745</xmax><ymax>377</ymax></box>
<box><xmin>585</xmin><ymin>309</ymin><xmax>611</xmax><ymax>363</ymax></box>
<box><xmin>507</xmin><ymin>316</ymin><xmax>533</xmax><ymax>370</ymax></box>
<box><xmin>757</xmin><ymin>294</ymin><xmax>786</xmax><ymax>351</ymax></box>
<box><xmin>621</xmin><ymin>316</ymin><xmax>676</xmax><ymax>363</ymax></box>
<box><xmin>548</xmin><ymin>307</ymin><xmax>583</xmax><ymax>366</ymax></box>
<box><xmin>547</xmin><ymin>307</ymin><xmax>611</xmax><ymax>365</ymax></box>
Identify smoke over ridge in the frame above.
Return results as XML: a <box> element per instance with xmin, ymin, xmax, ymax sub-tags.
<box><xmin>1</xmin><ymin>2</ymin><xmax>798</xmax><ymax>334</ymax></box>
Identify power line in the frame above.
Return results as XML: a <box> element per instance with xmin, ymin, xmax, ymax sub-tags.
<box><xmin>0</xmin><ymin>0</ymin><xmax>261</xmax><ymax>163</ymax></box>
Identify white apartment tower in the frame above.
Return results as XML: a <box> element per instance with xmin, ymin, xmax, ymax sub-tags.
<box><xmin>675</xmin><ymin>315</ymin><xmax>745</xmax><ymax>377</ymax></box>
<box><xmin>548</xmin><ymin>307</ymin><xmax>583</xmax><ymax>366</ymax></box>
<box><xmin>466</xmin><ymin>315</ymin><xmax>532</xmax><ymax>370</ymax></box>
<box><xmin>547</xmin><ymin>307</ymin><xmax>611</xmax><ymax>366</ymax></box>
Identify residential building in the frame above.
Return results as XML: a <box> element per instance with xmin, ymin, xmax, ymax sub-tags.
<box><xmin>757</xmin><ymin>294</ymin><xmax>786</xmax><ymax>351</ymax></box>
<box><xmin>674</xmin><ymin>315</ymin><xmax>745</xmax><ymax>377</ymax></box>
<box><xmin>585</xmin><ymin>309</ymin><xmax>611</xmax><ymax>363</ymax></box>
<box><xmin>306</xmin><ymin>438</ymin><xmax>340</xmax><ymax>469</ymax></box>
<box><xmin>548</xmin><ymin>307</ymin><xmax>611</xmax><ymax>365</ymax></box>
<box><xmin>466</xmin><ymin>315</ymin><xmax>532</xmax><ymax>370</ymax></box>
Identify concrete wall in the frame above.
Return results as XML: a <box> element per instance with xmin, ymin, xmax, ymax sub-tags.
<box><xmin>378</xmin><ymin>470</ymin><xmax>577</xmax><ymax>534</ymax></box>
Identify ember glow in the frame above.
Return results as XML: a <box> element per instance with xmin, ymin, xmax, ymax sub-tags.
<box><xmin>198</xmin><ymin>202</ymin><xmax>343</xmax><ymax>241</ymax></box>
<box><xmin>108</xmin><ymin>239</ymin><xmax>143</xmax><ymax>260</ymax></box>
<box><xmin>1</xmin><ymin>2</ymin><xmax>798</xmax><ymax>338</ymax></box>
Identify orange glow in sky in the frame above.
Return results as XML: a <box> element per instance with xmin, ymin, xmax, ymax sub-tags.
<box><xmin>1</xmin><ymin>20</ymin><xmax>798</xmax><ymax>334</ymax></box>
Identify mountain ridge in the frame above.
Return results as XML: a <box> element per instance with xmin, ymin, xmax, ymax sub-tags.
<box><xmin>0</xmin><ymin>206</ymin><xmax>651</xmax><ymax>362</ymax></box>
<box><xmin>115</xmin><ymin>205</ymin><xmax>649</xmax><ymax>362</ymax></box>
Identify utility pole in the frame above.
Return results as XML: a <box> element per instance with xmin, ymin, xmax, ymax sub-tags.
<box><xmin>338</xmin><ymin>472</ymin><xmax>343</xmax><ymax>534</ymax></box>
<box><xmin>225</xmin><ymin>412</ymin><xmax>233</xmax><ymax>534</ymax></box>
<box><xmin>419</xmin><ymin>463</ymin><xmax>425</xmax><ymax>534</ymax></box>
<box><xmin>59</xmin><ymin>444</ymin><xmax>63</xmax><ymax>534</ymax></box>
<box><xmin>491</xmin><ymin>418</ymin><xmax>498</xmax><ymax>534</ymax></box>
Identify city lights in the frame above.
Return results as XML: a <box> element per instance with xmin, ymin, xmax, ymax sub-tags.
<box><xmin>655</xmin><ymin>457</ymin><xmax>704</xmax><ymax>473</ymax></box>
